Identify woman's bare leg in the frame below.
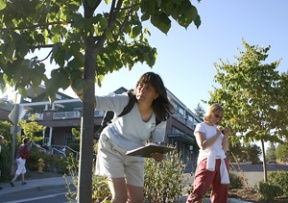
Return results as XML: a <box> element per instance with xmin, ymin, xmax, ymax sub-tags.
<box><xmin>127</xmin><ymin>184</ymin><xmax>144</xmax><ymax>203</ymax></box>
<box><xmin>108</xmin><ymin>177</ymin><xmax>127</xmax><ymax>203</ymax></box>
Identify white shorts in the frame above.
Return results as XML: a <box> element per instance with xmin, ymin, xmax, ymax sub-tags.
<box><xmin>15</xmin><ymin>158</ymin><xmax>26</xmax><ymax>175</ymax></box>
<box><xmin>95</xmin><ymin>134</ymin><xmax>145</xmax><ymax>187</ymax></box>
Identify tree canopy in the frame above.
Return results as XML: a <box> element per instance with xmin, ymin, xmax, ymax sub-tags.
<box><xmin>0</xmin><ymin>0</ymin><xmax>201</xmax><ymax>99</ymax></box>
<box><xmin>208</xmin><ymin>39</ymin><xmax>288</xmax><ymax>181</ymax></box>
<box><xmin>194</xmin><ymin>102</ymin><xmax>205</xmax><ymax>120</ymax></box>
<box><xmin>18</xmin><ymin>114</ymin><xmax>46</xmax><ymax>143</ymax></box>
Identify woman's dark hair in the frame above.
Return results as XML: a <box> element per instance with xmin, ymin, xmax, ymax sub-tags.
<box><xmin>23</xmin><ymin>138</ymin><xmax>30</xmax><ymax>144</ymax></box>
<box><xmin>134</xmin><ymin>72</ymin><xmax>174</xmax><ymax>121</ymax></box>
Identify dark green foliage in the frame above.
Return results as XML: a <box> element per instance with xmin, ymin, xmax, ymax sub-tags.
<box><xmin>65</xmin><ymin>147</ymin><xmax>186</xmax><ymax>202</ymax></box>
<box><xmin>267</xmin><ymin>171</ymin><xmax>288</xmax><ymax>195</ymax></box>
<box><xmin>0</xmin><ymin>121</ymin><xmax>13</xmax><ymax>181</ymax></box>
<box><xmin>26</xmin><ymin>148</ymin><xmax>68</xmax><ymax>174</ymax></box>
<box><xmin>144</xmin><ymin>150</ymin><xmax>185</xmax><ymax>203</ymax></box>
<box><xmin>194</xmin><ymin>103</ymin><xmax>205</xmax><ymax>120</ymax></box>
<box><xmin>257</xmin><ymin>171</ymin><xmax>288</xmax><ymax>201</ymax></box>
<box><xmin>0</xmin><ymin>142</ymin><xmax>10</xmax><ymax>181</ymax></box>
<box><xmin>258</xmin><ymin>181</ymin><xmax>283</xmax><ymax>201</ymax></box>
<box><xmin>229</xmin><ymin>172</ymin><xmax>243</xmax><ymax>189</ymax></box>
<box><xmin>246</xmin><ymin>144</ymin><xmax>261</xmax><ymax>164</ymax></box>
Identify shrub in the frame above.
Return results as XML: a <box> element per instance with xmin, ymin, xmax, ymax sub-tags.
<box><xmin>64</xmin><ymin>153</ymin><xmax>111</xmax><ymax>203</ymax></box>
<box><xmin>91</xmin><ymin>175</ymin><xmax>110</xmax><ymax>202</ymax></box>
<box><xmin>27</xmin><ymin>148</ymin><xmax>68</xmax><ymax>174</ymax></box>
<box><xmin>0</xmin><ymin>143</ymin><xmax>10</xmax><ymax>181</ymax></box>
<box><xmin>229</xmin><ymin>152</ymin><xmax>249</xmax><ymax>189</ymax></box>
<box><xmin>65</xmin><ymin>145</ymin><xmax>186</xmax><ymax>203</ymax></box>
<box><xmin>64</xmin><ymin>154</ymin><xmax>78</xmax><ymax>202</ymax></box>
<box><xmin>229</xmin><ymin>172</ymin><xmax>243</xmax><ymax>189</ymax></box>
<box><xmin>267</xmin><ymin>171</ymin><xmax>288</xmax><ymax>195</ymax></box>
<box><xmin>257</xmin><ymin>181</ymin><xmax>283</xmax><ymax>201</ymax></box>
<box><xmin>256</xmin><ymin>170</ymin><xmax>288</xmax><ymax>201</ymax></box>
<box><xmin>144</xmin><ymin>149</ymin><xmax>186</xmax><ymax>203</ymax></box>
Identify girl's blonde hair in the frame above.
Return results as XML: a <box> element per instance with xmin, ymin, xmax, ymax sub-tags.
<box><xmin>204</xmin><ymin>103</ymin><xmax>224</xmax><ymax>122</ymax></box>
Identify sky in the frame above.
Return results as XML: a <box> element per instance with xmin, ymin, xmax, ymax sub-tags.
<box><xmin>2</xmin><ymin>1</ymin><xmax>288</xmax><ymax>114</ymax></box>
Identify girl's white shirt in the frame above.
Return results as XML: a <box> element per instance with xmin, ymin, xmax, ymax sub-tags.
<box><xmin>95</xmin><ymin>93</ymin><xmax>166</xmax><ymax>151</ymax></box>
<box><xmin>194</xmin><ymin>122</ymin><xmax>230</xmax><ymax>184</ymax></box>
<box><xmin>195</xmin><ymin>122</ymin><xmax>225</xmax><ymax>162</ymax></box>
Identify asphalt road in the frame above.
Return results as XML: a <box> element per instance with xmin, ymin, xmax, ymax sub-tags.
<box><xmin>1</xmin><ymin>187</ymin><xmax>69</xmax><ymax>203</ymax></box>
<box><xmin>230</xmin><ymin>162</ymin><xmax>288</xmax><ymax>188</ymax></box>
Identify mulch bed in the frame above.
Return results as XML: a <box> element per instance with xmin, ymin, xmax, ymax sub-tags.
<box><xmin>229</xmin><ymin>188</ymin><xmax>288</xmax><ymax>202</ymax></box>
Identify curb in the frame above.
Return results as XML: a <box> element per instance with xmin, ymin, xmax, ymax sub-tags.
<box><xmin>1</xmin><ymin>176</ymin><xmax>253</xmax><ymax>203</ymax></box>
<box><xmin>178</xmin><ymin>196</ymin><xmax>253</xmax><ymax>203</ymax></box>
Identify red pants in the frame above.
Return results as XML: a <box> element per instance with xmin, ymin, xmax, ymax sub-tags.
<box><xmin>186</xmin><ymin>158</ymin><xmax>229</xmax><ymax>203</ymax></box>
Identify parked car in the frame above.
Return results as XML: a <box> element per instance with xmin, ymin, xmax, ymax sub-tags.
<box><xmin>268</xmin><ymin>157</ymin><xmax>277</xmax><ymax>164</ymax></box>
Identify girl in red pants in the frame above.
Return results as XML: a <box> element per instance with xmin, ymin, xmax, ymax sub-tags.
<box><xmin>186</xmin><ymin>104</ymin><xmax>231</xmax><ymax>203</ymax></box>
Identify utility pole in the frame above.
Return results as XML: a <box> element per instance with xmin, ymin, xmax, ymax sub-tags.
<box><xmin>8</xmin><ymin>93</ymin><xmax>26</xmax><ymax>175</ymax></box>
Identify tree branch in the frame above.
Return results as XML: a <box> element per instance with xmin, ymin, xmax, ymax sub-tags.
<box><xmin>94</xmin><ymin>0</ymin><xmax>122</xmax><ymax>55</ymax></box>
<box><xmin>31</xmin><ymin>44</ymin><xmax>54</xmax><ymax>49</ymax></box>
<box><xmin>37</xmin><ymin>50</ymin><xmax>53</xmax><ymax>63</ymax></box>
<box><xmin>0</xmin><ymin>21</ymin><xmax>72</xmax><ymax>31</ymax></box>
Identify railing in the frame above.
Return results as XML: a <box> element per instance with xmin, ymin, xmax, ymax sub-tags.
<box><xmin>23</xmin><ymin>110</ymin><xmax>105</xmax><ymax>121</ymax></box>
<box><xmin>51</xmin><ymin>147</ymin><xmax>66</xmax><ymax>157</ymax></box>
<box><xmin>172</xmin><ymin>113</ymin><xmax>186</xmax><ymax>123</ymax></box>
<box><xmin>52</xmin><ymin>145</ymin><xmax>79</xmax><ymax>160</ymax></box>
<box><xmin>186</xmin><ymin>120</ymin><xmax>195</xmax><ymax>130</ymax></box>
<box><xmin>53</xmin><ymin>111</ymin><xmax>81</xmax><ymax>119</ymax></box>
<box><xmin>172</xmin><ymin>113</ymin><xmax>196</xmax><ymax>130</ymax></box>
<box><xmin>37</xmin><ymin>146</ymin><xmax>47</xmax><ymax>153</ymax></box>
<box><xmin>23</xmin><ymin>113</ymin><xmax>43</xmax><ymax>120</ymax></box>
<box><xmin>30</xmin><ymin>142</ymin><xmax>47</xmax><ymax>153</ymax></box>
<box><xmin>94</xmin><ymin>110</ymin><xmax>105</xmax><ymax>117</ymax></box>
<box><xmin>64</xmin><ymin>145</ymin><xmax>79</xmax><ymax>160</ymax></box>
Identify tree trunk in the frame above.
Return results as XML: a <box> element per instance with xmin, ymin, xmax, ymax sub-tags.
<box><xmin>77</xmin><ymin>31</ymin><xmax>96</xmax><ymax>203</ymax></box>
<box><xmin>261</xmin><ymin>138</ymin><xmax>268</xmax><ymax>182</ymax></box>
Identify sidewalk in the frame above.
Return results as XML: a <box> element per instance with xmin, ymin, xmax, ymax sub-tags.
<box><xmin>0</xmin><ymin>173</ymin><xmax>251</xmax><ymax>203</ymax></box>
<box><xmin>0</xmin><ymin>175</ymin><xmax>71</xmax><ymax>196</ymax></box>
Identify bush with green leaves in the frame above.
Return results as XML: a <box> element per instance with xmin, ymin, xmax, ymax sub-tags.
<box><xmin>65</xmin><ymin>146</ymin><xmax>187</xmax><ymax>202</ymax></box>
<box><xmin>256</xmin><ymin>171</ymin><xmax>288</xmax><ymax>201</ymax></box>
<box><xmin>0</xmin><ymin>141</ymin><xmax>10</xmax><ymax>181</ymax></box>
<box><xmin>64</xmin><ymin>152</ymin><xmax>111</xmax><ymax>203</ymax></box>
<box><xmin>257</xmin><ymin>181</ymin><xmax>283</xmax><ymax>201</ymax></box>
<box><xmin>267</xmin><ymin>171</ymin><xmax>288</xmax><ymax>195</ymax></box>
<box><xmin>229</xmin><ymin>151</ymin><xmax>249</xmax><ymax>190</ymax></box>
<box><xmin>91</xmin><ymin>175</ymin><xmax>111</xmax><ymax>202</ymax></box>
<box><xmin>229</xmin><ymin>172</ymin><xmax>244</xmax><ymax>189</ymax></box>
<box><xmin>26</xmin><ymin>148</ymin><xmax>68</xmax><ymax>174</ymax></box>
<box><xmin>144</xmin><ymin>150</ymin><xmax>186</xmax><ymax>203</ymax></box>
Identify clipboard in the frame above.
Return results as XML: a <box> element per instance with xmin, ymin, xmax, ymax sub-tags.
<box><xmin>125</xmin><ymin>143</ymin><xmax>176</xmax><ymax>158</ymax></box>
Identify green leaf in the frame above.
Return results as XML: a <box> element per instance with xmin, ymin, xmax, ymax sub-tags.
<box><xmin>151</xmin><ymin>12</ymin><xmax>171</xmax><ymax>34</ymax></box>
<box><xmin>71</xmin><ymin>78</ymin><xmax>88</xmax><ymax>92</ymax></box>
<box><xmin>0</xmin><ymin>0</ymin><xmax>7</xmax><ymax>10</ymax></box>
<box><xmin>141</xmin><ymin>12</ymin><xmax>150</xmax><ymax>21</ymax></box>
<box><xmin>99</xmin><ymin>17</ymin><xmax>108</xmax><ymax>30</ymax></box>
<box><xmin>17</xmin><ymin>86</ymin><xmax>27</xmax><ymax>98</ymax></box>
<box><xmin>130</xmin><ymin>26</ymin><xmax>142</xmax><ymax>38</ymax></box>
<box><xmin>50</xmin><ymin>69</ymin><xmax>70</xmax><ymax>89</ymax></box>
<box><xmin>45</xmin><ymin>79</ymin><xmax>58</xmax><ymax>103</ymax></box>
